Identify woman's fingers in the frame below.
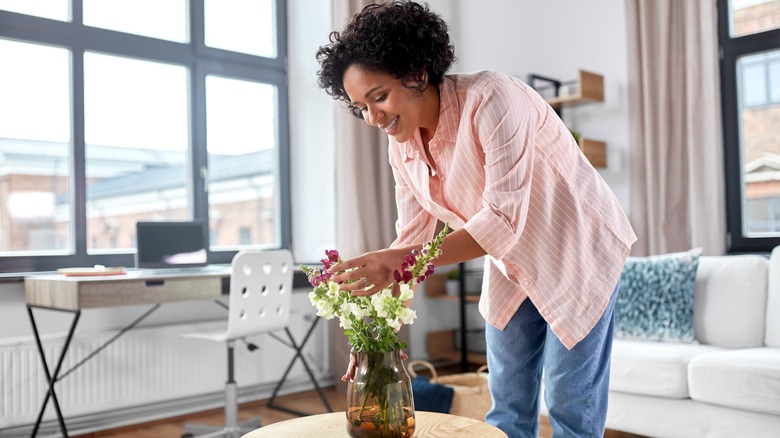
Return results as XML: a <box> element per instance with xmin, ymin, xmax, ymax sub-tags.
<box><xmin>328</xmin><ymin>255</ymin><xmax>365</xmax><ymax>276</ymax></box>
<box><xmin>341</xmin><ymin>353</ymin><xmax>357</xmax><ymax>382</ymax></box>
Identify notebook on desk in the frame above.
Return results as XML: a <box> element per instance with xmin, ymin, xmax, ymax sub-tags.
<box><xmin>135</xmin><ymin>220</ymin><xmax>209</xmax><ymax>273</ymax></box>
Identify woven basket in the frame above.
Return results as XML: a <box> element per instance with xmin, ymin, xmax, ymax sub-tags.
<box><xmin>408</xmin><ymin>360</ymin><xmax>492</xmax><ymax>421</ymax></box>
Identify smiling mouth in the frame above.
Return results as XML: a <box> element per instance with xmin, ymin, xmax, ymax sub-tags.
<box><xmin>381</xmin><ymin>116</ymin><xmax>399</xmax><ymax>133</ymax></box>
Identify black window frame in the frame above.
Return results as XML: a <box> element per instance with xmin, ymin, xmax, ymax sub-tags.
<box><xmin>718</xmin><ymin>0</ymin><xmax>780</xmax><ymax>253</ymax></box>
<box><xmin>0</xmin><ymin>0</ymin><xmax>291</xmax><ymax>274</ymax></box>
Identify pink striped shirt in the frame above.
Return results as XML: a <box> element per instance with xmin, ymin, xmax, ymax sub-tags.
<box><xmin>388</xmin><ymin>70</ymin><xmax>637</xmax><ymax>349</ymax></box>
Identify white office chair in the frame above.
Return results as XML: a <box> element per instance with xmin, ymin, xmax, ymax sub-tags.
<box><xmin>181</xmin><ymin>249</ymin><xmax>293</xmax><ymax>438</ymax></box>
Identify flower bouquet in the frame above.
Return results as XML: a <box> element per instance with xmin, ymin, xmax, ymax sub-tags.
<box><xmin>302</xmin><ymin>224</ymin><xmax>448</xmax><ymax>438</ymax></box>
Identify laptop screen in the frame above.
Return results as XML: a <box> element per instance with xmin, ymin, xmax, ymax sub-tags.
<box><xmin>135</xmin><ymin>221</ymin><xmax>208</xmax><ymax>269</ymax></box>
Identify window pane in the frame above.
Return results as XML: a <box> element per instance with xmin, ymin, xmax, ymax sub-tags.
<box><xmin>206</xmin><ymin>76</ymin><xmax>277</xmax><ymax>249</ymax></box>
<box><xmin>204</xmin><ymin>0</ymin><xmax>276</xmax><ymax>58</ymax></box>
<box><xmin>83</xmin><ymin>0</ymin><xmax>188</xmax><ymax>43</ymax></box>
<box><xmin>0</xmin><ymin>0</ymin><xmax>69</xmax><ymax>21</ymax></box>
<box><xmin>731</xmin><ymin>0</ymin><xmax>780</xmax><ymax>37</ymax></box>
<box><xmin>84</xmin><ymin>53</ymin><xmax>189</xmax><ymax>253</ymax></box>
<box><xmin>739</xmin><ymin>49</ymin><xmax>780</xmax><ymax>236</ymax></box>
<box><xmin>0</xmin><ymin>39</ymin><xmax>71</xmax><ymax>255</ymax></box>
<box><xmin>741</xmin><ymin>59</ymin><xmax>767</xmax><ymax>107</ymax></box>
<box><xmin>770</xmin><ymin>59</ymin><xmax>780</xmax><ymax>102</ymax></box>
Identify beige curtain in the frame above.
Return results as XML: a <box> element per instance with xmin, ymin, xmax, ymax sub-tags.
<box><xmin>330</xmin><ymin>0</ymin><xmax>399</xmax><ymax>393</ymax></box>
<box><xmin>625</xmin><ymin>0</ymin><xmax>726</xmax><ymax>256</ymax></box>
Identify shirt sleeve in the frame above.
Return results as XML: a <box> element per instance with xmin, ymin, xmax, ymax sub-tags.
<box><xmin>388</xmin><ymin>149</ymin><xmax>438</xmax><ymax>248</ymax></box>
<box><xmin>462</xmin><ymin>78</ymin><xmax>540</xmax><ymax>260</ymax></box>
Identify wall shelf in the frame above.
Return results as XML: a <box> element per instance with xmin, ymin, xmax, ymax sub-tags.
<box><xmin>580</xmin><ymin>138</ymin><xmax>607</xmax><ymax>168</ymax></box>
<box><xmin>545</xmin><ymin>70</ymin><xmax>604</xmax><ymax>108</ymax></box>
<box><xmin>527</xmin><ymin>69</ymin><xmax>607</xmax><ymax>169</ymax></box>
<box><xmin>426</xmin><ymin>329</ymin><xmax>487</xmax><ymax>365</ymax></box>
<box><xmin>425</xmin><ymin>263</ymin><xmax>486</xmax><ymax>371</ymax></box>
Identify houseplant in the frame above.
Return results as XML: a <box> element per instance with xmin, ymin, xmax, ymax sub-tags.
<box><xmin>302</xmin><ymin>224</ymin><xmax>448</xmax><ymax>438</ymax></box>
<box><xmin>445</xmin><ymin>269</ymin><xmax>460</xmax><ymax>296</ymax></box>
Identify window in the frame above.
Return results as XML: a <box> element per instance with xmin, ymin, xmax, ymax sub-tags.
<box><xmin>0</xmin><ymin>1</ymin><xmax>289</xmax><ymax>273</ymax></box>
<box><xmin>719</xmin><ymin>0</ymin><xmax>780</xmax><ymax>252</ymax></box>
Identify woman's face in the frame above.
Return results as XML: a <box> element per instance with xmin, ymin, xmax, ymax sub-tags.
<box><xmin>342</xmin><ymin>64</ymin><xmax>436</xmax><ymax>143</ymax></box>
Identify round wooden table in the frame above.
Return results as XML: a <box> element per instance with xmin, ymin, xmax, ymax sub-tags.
<box><xmin>241</xmin><ymin>411</ymin><xmax>507</xmax><ymax>437</ymax></box>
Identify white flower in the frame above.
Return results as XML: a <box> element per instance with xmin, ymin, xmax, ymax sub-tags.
<box><xmin>398</xmin><ymin>307</ymin><xmax>416</xmax><ymax>325</ymax></box>
<box><xmin>340</xmin><ymin>317</ymin><xmax>353</xmax><ymax>329</ymax></box>
<box><xmin>315</xmin><ymin>301</ymin><xmax>335</xmax><ymax>319</ymax></box>
<box><xmin>386</xmin><ymin>318</ymin><xmax>402</xmax><ymax>331</ymax></box>
<box><xmin>327</xmin><ymin>282</ymin><xmax>340</xmax><ymax>298</ymax></box>
<box><xmin>371</xmin><ymin>290</ymin><xmax>391</xmax><ymax>318</ymax></box>
<box><xmin>398</xmin><ymin>283</ymin><xmax>414</xmax><ymax>301</ymax></box>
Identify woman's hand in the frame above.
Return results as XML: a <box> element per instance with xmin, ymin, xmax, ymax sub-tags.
<box><xmin>328</xmin><ymin>246</ymin><xmax>414</xmax><ymax>296</ymax></box>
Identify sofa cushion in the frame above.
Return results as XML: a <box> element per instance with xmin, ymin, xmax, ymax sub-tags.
<box><xmin>610</xmin><ymin>338</ymin><xmax>724</xmax><ymax>398</ymax></box>
<box><xmin>693</xmin><ymin>255</ymin><xmax>768</xmax><ymax>348</ymax></box>
<box><xmin>767</xmin><ymin>247</ymin><xmax>780</xmax><ymax>347</ymax></box>
<box><xmin>688</xmin><ymin>348</ymin><xmax>780</xmax><ymax>415</ymax></box>
<box><xmin>616</xmin><ymin>248</ymin><xmax>701</xmax><ymax>342</ymax></box>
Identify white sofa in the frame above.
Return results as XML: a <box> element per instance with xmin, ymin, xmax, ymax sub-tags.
<box><xmin>605</xmin><ymin>249</ymin><xmax>780</xmax><ymax>437</ymax></box>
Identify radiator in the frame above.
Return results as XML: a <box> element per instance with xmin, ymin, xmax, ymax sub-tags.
<box><xmin>0</xmin><ymin>308</ymin><xmax>329</xmax><ymax>433</ymax></box>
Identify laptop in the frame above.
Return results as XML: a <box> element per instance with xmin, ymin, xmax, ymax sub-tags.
<box><xmin>135</xmin><ymin>221</ymin><xmax>209</xmax><ymax>272</ymax></box>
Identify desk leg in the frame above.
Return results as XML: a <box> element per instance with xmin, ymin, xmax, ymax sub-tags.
<box><xmin>27</xmin><ymin>305</ymin><xmax>80</xmax><ymax>438</ymax></box>
<box><xmin>267</xmin><ymin>318</ymin><xmax>333</xmax><ymax>416</ymax></box>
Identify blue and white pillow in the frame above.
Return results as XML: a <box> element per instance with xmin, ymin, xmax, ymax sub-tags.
<box><xmin>615</xmin><ymin>248</ymin><xmax>702</xmax><ymax>342</ymax></box>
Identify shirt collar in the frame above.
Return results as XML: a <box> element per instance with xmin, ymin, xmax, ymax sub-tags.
<box><xmin>431</xmin><ymin>75</ymin><xmax>459</xmax><ymax>145</ymax></box>
<box><xmin>399</xmin><ymin>75</ymin><xmax>459</xmax><ymax>162</ymax></box>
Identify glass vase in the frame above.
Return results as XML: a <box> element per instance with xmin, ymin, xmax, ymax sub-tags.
<box><xmin>346</xmin><ymin>350</ymin><xmax>415</xmax><ymax>438</ymax></box>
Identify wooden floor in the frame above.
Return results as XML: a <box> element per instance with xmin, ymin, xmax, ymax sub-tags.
<box><xmin>73</xmin><ymin>387</ymin><xmax>344</xmax><ymax>438</ymax></box>
<box><xmin>72</xmin><ymin>385</ymin><xmax>645</xmax><ymax>438</ymax></box>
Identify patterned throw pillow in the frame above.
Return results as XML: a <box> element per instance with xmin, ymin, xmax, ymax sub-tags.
<box><xmin>615</xmin><ymin>248</ymin><xmax>702</xmax><ymax>342</ymax></box>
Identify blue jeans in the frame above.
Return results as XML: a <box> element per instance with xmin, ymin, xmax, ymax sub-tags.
<box><xmin>485</xmin><ymin>284</ymin><xmax>618</xmax><ymax>438</ymax></box>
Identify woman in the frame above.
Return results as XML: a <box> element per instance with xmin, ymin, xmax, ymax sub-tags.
<box><xmin>316</xmin><ymin>2</ymin><xmax>637</xmax><ymax>437</ymax></box>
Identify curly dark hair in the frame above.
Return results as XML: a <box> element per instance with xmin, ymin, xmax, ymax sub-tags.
<box><xmin>315</xmin><ymin>1</ymin><xmax>456</xmax><ymax>118</ymax></box>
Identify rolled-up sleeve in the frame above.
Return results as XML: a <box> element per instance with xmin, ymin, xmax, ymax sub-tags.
<box><xmin>462</xmin><ymin>79</ymin><xmax>537</xmax><ymax>260</ymax></box>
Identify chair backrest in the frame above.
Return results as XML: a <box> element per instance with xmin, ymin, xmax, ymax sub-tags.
<box><xmin>225</xmin><ymin>249</ymin><xmax>293</xmax><ymax>341</ymax></box>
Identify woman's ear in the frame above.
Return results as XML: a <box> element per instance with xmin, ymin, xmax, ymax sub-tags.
<box><xmin>412</xmin><ymin>70</ymin><xmax>429</xmax><ymax>96</ymax></box>
<box><xmin>401</xmin><ymin>70</ymin><xmax>428</xmax><ymax>96</ymax></box>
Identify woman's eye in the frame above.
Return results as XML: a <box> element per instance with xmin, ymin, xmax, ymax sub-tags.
<box><xmin>348</xmin><ymin>105</ymin><xmax>366</xmax><ymax>119</ymax></box>
<box><xmin>375</xmin><ymin>93</ymin><xmax>387</xmax><ymax>103</ymax></box>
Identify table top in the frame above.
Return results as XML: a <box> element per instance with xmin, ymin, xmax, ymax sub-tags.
<box><xmin>24</xmin><ymin>266</ymin><xmax>232</xmax><ymax>310</ymax></box>
<box><xmin>241</xmin><ymin>411</ymin><xmax>508</xmax><ymax>438</ymax></box>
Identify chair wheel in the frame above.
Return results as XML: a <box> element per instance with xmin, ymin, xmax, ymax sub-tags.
<box><xmin>181</xmin><ymin>434</ymin><xmax>194</xmax><ymax>438</ymax></box>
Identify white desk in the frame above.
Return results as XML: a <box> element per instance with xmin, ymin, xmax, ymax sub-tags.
<box><xmin>24</xmin><ymin>268</ymin><xmax>330</xmax><ymax>438</ymax></box>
